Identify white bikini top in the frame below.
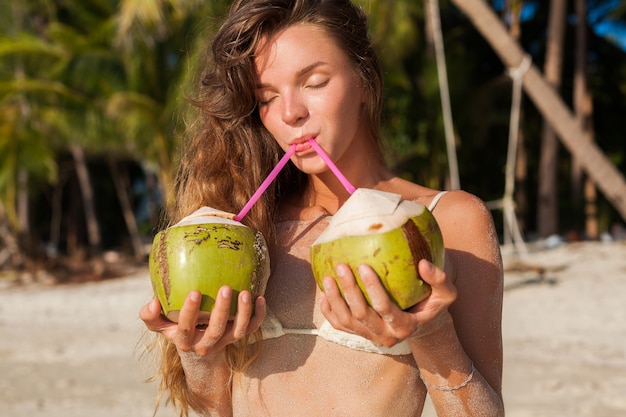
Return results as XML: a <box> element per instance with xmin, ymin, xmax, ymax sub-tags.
<box><xmin>257</xmin><ymin>191</ymin><xmax>448</xmax><ymax>356</ymax></box>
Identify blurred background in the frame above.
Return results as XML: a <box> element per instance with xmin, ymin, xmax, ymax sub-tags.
<box><xmin>1</xmin><ymin>0</ymin><xmax>625</xmax><ymax>284</ymax></box>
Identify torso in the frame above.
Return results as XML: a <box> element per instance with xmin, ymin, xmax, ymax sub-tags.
<box><xmin>232</xmin><ymin>185</ymin><xmax>446</xmax><ymax>417</ymax></box>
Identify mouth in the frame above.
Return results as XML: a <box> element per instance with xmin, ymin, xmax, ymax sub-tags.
<box><xmin>291</xmin><ymin>136</ymin><xmax>317</xmax><ymax>153</ymax></box>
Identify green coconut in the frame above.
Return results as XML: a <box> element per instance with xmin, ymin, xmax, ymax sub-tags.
<box><xmin>310</xmin><ymin>188</ymin><xmax>444</xmax><ymax>310</ymax></box>
<box><xmin>149</xmin><ymin>207</ymin><xmax>270</xmax><ymax>323</ymax></box>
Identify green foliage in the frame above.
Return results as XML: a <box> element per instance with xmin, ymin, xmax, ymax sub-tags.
<box><xmin>0</xmin><ymin>0</ymin><xmax>625</xmax><ymax>253</ymax></box>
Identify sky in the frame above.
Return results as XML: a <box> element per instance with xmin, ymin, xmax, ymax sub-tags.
<box><xmin>588</xmin><ymin>0</ymin><xmax>626</xmax><ymax>51</ymax></box>
<box><xmin>492</xmin><ymin>0</ymin><xmax>626</xmax><ymax>52</ymax></box>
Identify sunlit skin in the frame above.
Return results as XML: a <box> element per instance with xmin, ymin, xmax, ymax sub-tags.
<box><xmin>254</xmin><ymin>24</ymin><xmax>455</xmax><ymax>343</ymax></box>
<box><xmin>141</xmin><ymin>23</ymin><xmax>504</xmax><ymax>417</ymax></box>
<box><xmin>254</xmin><ymin>24</ymin><xmax>368</xmax><ymax>176</ymax></box>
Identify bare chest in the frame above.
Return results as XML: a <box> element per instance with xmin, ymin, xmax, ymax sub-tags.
<box><xmin>264</xmin><ymin>217</ymin><xmax>330</xmax><ymax>328</ymax></box>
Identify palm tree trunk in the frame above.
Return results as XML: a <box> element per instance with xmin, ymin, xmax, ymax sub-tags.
<box><xmin>108</xmin><ymin>157</ymin><xmax>145</xmax><ymax>261</ymax></box>
<box><xmin>0</xmin><ymin>202</ymin><xmax>25</xmax><ymax>275</ymax></box>
<box><xmin>571</xmin><ymin>0</ymin><xmax>590</xmax><ymax>200</ymax></box>
<box><xmin>155</xmin><ymin>132</ymin><xmax>175</xmax><ymax>210</ymax></box>
<box><xmin>70</xmin><ymin>144</ymin><xmax>102</xmax><ymax>257</ymax></box>
<box><xmin>572</xmin><ymin>0</ymin><xmax>598</xmax><ymax>239</ymax></box>
<box><xmin>451</xmin><ymin>0</ymin><xmax>626</xmax><ymax>223</ymax></box>
<box><xmin>17</xmin><ymin>168</ymin><xmax>29</xmax><ymax>234</ymax></box>
<box><xmin>537</xmin><ymin>0</ymin><xmax>567</xmax><ymax>238</ymax></box>
<box><xmin>48</xmin><ymin>179</ymin><xmax>63</xmax><ymax>257</ymax></box>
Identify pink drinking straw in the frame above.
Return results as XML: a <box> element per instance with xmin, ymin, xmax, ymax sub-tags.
<box><xmin>308</xmin><ymin>139</ymin><xmax>356</xmax><ymax>195</ymax></box>
<box><xmin>234</xmin><ymin>144</ymin><xmax>297</xmax><ymax>221</ymax></box>
<box><xmin>234</xmin><ymin>140</ymin><xmax>356</xmax><ymax>221</ymax></box>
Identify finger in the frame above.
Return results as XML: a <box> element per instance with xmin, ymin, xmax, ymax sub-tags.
<box><xmin>417</xmin><ymin>259</ymin><xmax>457</xmax><ymax>307</ymax></box>
<box><xmin>335</xmin><ymin>264</ymin><xmax>369</xmax><ymax>319</ymax></box>
<box><xmin>318</xmin><ymin>286</ymin><xmax>332</xmax><ymax>317</ymax></box>
<box><xmin>357</xmin><ymin>264</ymin><xmax>395</xmax><ymax>315</ymax></box>
<box><xmin>197</xmin><ymin>286</ymin><xmax>232</xmax><ymax>352</ymax></box>
<box><xmin>418</xmin><ymin>259</ymin><xmax>442</xmax><ymax>285</ymax></box>
<box><xmin>176</xmin><ymin>291</ymin><xmax>203</xmax><ymax>350</ymax></box>
<box><xmin>419</xmin><ymin>259</ymin><xmax>456</xmax><ymax>294</ymax></box>
<box><xmin>247</xmin><ymin>296</ymin><xmax>267</xmax><ymax>333</ymax></box>
<box><xmin>231</xmin><ymin>291</ymin><xmax>253</xmax><ymax>340</ymax></box>
<box><xmin>320</xmin><ymin>273</ymin><xmax>349</xmax><ymax>317</ymax></box>
<box><xmin>139</xmin><ymin>298</ymin><xmax>169</xmax><ymax>332</ymax></box>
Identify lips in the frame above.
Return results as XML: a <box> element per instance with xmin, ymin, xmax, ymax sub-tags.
<box><xmin>290</xmin><ymin>135</ymin><xmax>317</xmax><ymax>153</ymax></box>
<box><xmin>294</xmin><ymin>141</ymin><xmax>312</xmax><ymax>153</ymax></box>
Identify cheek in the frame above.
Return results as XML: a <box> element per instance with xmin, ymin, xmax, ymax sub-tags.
<box><xmin>338</xmin><ymin>91</ymin><xmax>364</xmax><ymax>123</ymax></box>
<box><xmin>258</xmin><ymin>105</ymin><xmax>269</xmax><ymax>123</ymax></box>
<box><xmin>258</xmin><ymin>107</ymin><xmax>275</xmax><ymax>133</ymax></box>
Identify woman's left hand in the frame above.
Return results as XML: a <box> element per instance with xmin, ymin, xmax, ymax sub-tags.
<box><xmin>319</xmin><ymin>258</ymin><xmax>457</xmax><ymax>347</ymax></box>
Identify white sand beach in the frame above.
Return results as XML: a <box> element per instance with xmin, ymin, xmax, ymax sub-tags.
<box><xmin>1</xmin><ymin>240</ymin><xmax>625</xmax><ymax>417</ymax></box>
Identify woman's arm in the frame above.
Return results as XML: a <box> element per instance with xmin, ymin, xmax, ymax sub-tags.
<box><xmin>176</xmin><ymin>348</ymin><xmax>233</xmax><ymax>416</ymax></box>
<box><xmin>411</xmin><ymin>190</ymin><xmax>504</xmax><ymax>416</ymax></box>
<box><xmin>319</xmin><ymin>190</ymin><xmax>504</xmax><ymax>416</ymax></box>
<box><xmin>140</xmin><ymin>287</ymin><xmax>267</xmax><ymax>416</ymax></box>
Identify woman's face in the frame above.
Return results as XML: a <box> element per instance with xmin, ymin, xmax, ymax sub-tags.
<box><xmin>254</xmin><ymin>24</ymin><xmax>370</xmax><ymax>174</ymax></box>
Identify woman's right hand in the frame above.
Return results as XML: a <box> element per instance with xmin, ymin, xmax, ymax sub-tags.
<box><xmin>140</xmin><ymin>286</ymin><xmax>267</xmax><ymax>356</ymax></box>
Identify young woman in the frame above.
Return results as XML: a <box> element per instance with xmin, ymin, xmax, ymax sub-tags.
<box><xmin>140</xmin><ymin>1</ymin><xmax>504</xmax><ymax>416</ymax></box>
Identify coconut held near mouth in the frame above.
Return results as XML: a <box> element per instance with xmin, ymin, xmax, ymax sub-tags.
<box><xmin>310</xmin><ymin>188</ymin><xmax>444</xmax><ymax>310</ymax></box>
<box><xmin>149</xmin><ymin>207</ymin><xmax>270</xmax><ymax>323</ymax></box>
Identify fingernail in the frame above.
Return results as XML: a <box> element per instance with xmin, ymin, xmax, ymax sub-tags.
<box><xmin>221</xmin><ymin>286</ymin><xmax>232</xmax><ymax>299</ymax></box>
<box><xmin>241</xmin><ymin>292</ymin><xmax>250</xmax><ymax>304</ymax></box>
<box><xmin>189</xmin><ymin>291</ymin><xmax>201</xmax><ymax>303</ymax></box>
<box><xmin>336</xmin><ymin>264</ymin><xmax>350</xmax><ymax>276</ymax></box>
<box><xmin>424</xmin><ymin>260</ymin><xmax>434</xmax><ymax>273</ymax></box>
<box><xmin>323</xmin><ymin>277</ymin><xmax>333</xmax><ymax>291</ymax></box>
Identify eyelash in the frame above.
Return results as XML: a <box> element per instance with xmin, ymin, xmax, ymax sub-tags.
<box><xmin>258</xmin><ymin>98</ymin><xmax>273</xmax><ymax>106</ymax></box>
<box><xmin>257</xmin><ymin>79</ymin><xmax>330</xmax><ymax>106</ymax></box>
<box><xmin>308</xmin><ymin>80</ymin><xmax>329</xmax><ymax>89</ymax></box>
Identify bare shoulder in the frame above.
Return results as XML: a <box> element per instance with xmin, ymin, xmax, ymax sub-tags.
<box><xmin>431</xmin><ymin>190</ymin><xmax>503</xmax><ymax>300</ymax></box>
<box><xmin>427</xmin><ymin>190</ymin><xmax>497</xmax><ymax>250</ymax></box>
<box><xmin>429</xmin><ymin>188</ymin><xmax>488</xmax><ymax>212</ymax></box>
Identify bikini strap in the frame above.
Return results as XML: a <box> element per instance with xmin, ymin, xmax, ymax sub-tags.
<box><xmin>427</xmin><ymin>191</ymin><xmax>448</xmax><ymax>212</ymax></box>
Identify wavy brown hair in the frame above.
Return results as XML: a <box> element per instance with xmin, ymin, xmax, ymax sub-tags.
<box><xmin>149</xmin><ymin>1</ymin><xmax>384</xmax><ymax>415</ymax></box>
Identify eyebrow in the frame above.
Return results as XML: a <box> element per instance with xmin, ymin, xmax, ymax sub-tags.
<box><xmin>256</xmin><ymin>61</ymin><xmax>326</xmax><ymax>89</ymax></box>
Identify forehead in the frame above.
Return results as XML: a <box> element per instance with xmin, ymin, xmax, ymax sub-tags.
<box><xmin>254</xmin><ymin>24</ymin><xmax>351</xmax><ymax>79</ymax></box>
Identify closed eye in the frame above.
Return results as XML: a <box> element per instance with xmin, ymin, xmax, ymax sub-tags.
<box><xmin>306</xmin><ymin>79</ymin><xmax>329</xmax><ymax>89</ymax></box>
<box><xmin>258</xmin><ymin>98</ymin><xmax>274</xmax><ymax>106</ymax></box>
<box><xmin>257</xmin><ymin>93</ymin><xmax>277</xmax><ymax>106</ymax></box>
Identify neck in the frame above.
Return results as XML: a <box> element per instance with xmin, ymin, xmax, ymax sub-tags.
<box><xmin>301</xmin><ymin>155</ymin><xmax>394</xmax><ymax>214</ymax></box>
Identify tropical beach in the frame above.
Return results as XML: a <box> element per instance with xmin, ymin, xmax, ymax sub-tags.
<box><xmin>1</xmin><ymin>239</ymin><xmax>625</xmax><ymax>417</ymax></box>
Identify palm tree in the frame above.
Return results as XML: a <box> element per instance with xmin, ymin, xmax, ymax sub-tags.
<box><xmin>0</xmin><ymin>2</ymin><xmax>62</xmax><ymax>271</ymax></box>
<box><xmin>452</xmin><ymin>0</ymin><xmax>626</xmax><ymax>223</ymax></box>
<box><xmin>2</xmin><ymin>0</ymin><xmax>141</xmax><ymax>265</ymax></box>
<box><xmin>41</xmin><ymin>10</ymin><xmax>124</xmax><ymax>262</ymax></box>
<box><xmin>537</xmin><ymin>0</ymin><xmax>567</xmax><ymax>238</ymax></box>
<box><xmin>111</xmin><ymin>0</ymin><xmax>231</xmax><ymax>210</ymax></box>
<box><xmin>572</xmin><ymin>0</ymin><xmax>598</xmax><ymax>240</ymax></box>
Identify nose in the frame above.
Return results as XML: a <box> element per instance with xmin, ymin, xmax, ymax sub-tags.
<box><xmin>281</xmin><ymin>92</ymin><xmax>308</xmax><ymax>125</ymax></box>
